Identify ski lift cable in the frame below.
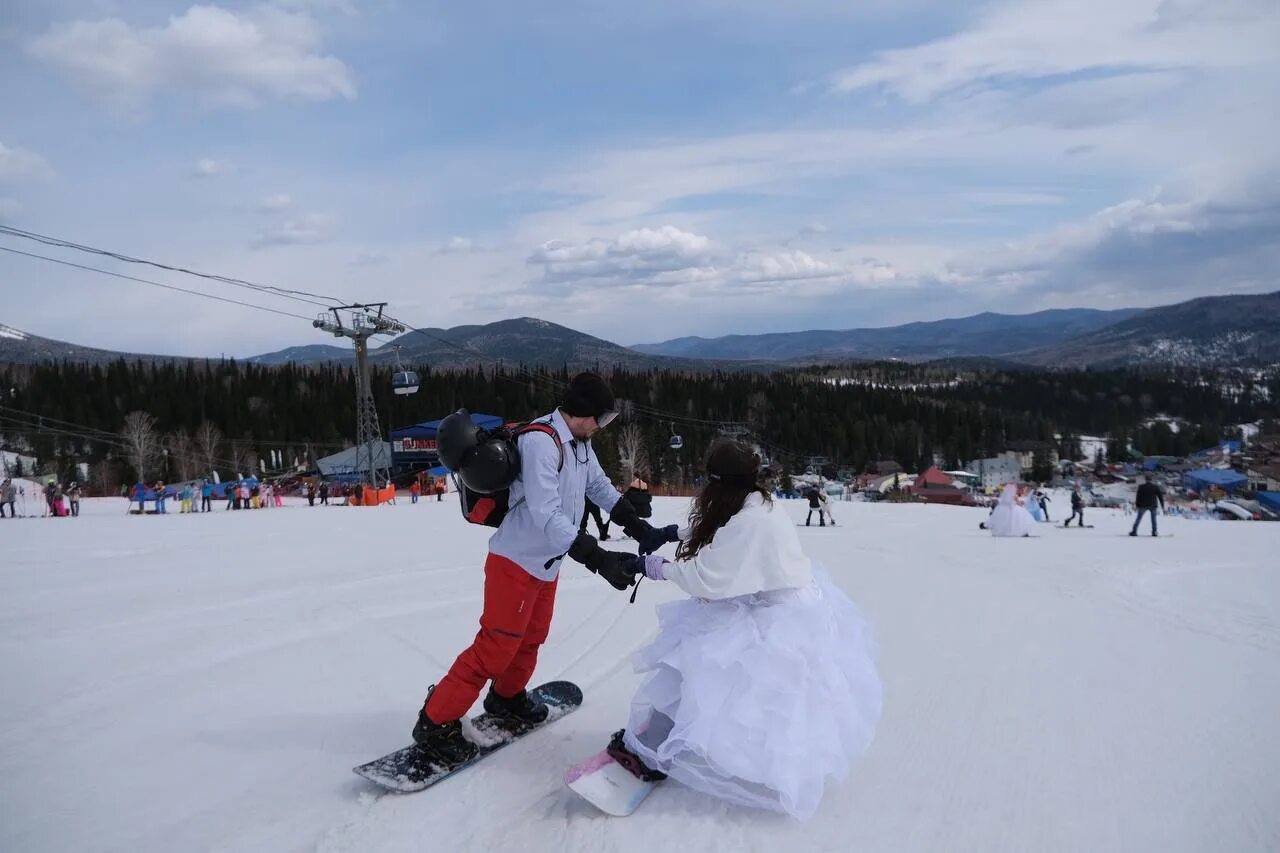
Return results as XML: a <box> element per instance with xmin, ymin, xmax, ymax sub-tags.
<box><xmin>1</xmin><ymin>229</ymin><xmax>821</xmax><ymax>465</ymax></box>
<box><xmin>0</xmin><ymin>405</ymin><xmax>342</xmax><ymax>456</ymax></box>
<box><xmin>0</xmin><ymin>409</ymin><xmax>317</xmax><ymax>476</ymax></box>
<box><xmin>0</xmin><ymin>225</ymin><xmax>344</xmax><ymax>308</ymax></box>
<box><xmin>0</xmin><ymin>245</ymin><xmax>316</xmax><ymax>322</ymax></box>
<box><xmin>0</xmin><ymin>227</ymin><xmax>788</xmax><ymax>453</ymax></box>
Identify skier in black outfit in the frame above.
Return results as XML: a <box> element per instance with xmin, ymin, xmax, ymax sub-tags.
<box><xmin>319</xmin><ymin>481</ymin><xmax>329</xmax><ymax>505</ymax></box>
<box><xmin>1063</xmin><ymin>487</ymin><xmax>1085</xmax><ymax>527</ymax></box>
<box><xmin>804</xmin><ymin>486</ymin><xmax>824</xmax><ymax>526</ymax></box>
<box><xmin>1130</xmin><ymin>474</ymin><xmax>1165</xmax><ymax>537</ymax></box>
<box><xmin>579</xmin><ymin>497</ymin><xmax>610</xmax><ymax>540</ymax></box>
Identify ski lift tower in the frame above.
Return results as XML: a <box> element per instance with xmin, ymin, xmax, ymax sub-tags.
<box><xmin>313</xmin><ymin>303</ymin><xmax>406</xmax><ymax>489</ymax></box>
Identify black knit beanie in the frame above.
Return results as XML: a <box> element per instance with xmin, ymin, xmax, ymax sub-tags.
<box><xmin>561</xmin><ymin>372</ymin><xmax>616</xmax><ymax>418</ymax></box>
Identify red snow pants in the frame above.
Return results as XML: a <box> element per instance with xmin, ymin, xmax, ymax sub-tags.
<box><xmin>424</xmin><ymin>552</ymin><xmax>558</xmax><ymax>723</ymax></box>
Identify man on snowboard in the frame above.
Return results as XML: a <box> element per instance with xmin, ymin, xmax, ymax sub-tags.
<box><xmin>412</xmin><ymin>373</ymin><xmax>678</xmax><ymax>764</ymax></box>
<box><xmin>1130</xmin><ymin>474</ymin><xmax>1165</xmax><ymax>537</ymax></box>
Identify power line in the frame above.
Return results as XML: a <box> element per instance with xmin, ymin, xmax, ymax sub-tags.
<box><xmin>0</xmin><ymin>245</ymin><xmax>315</xmax><ymax>322</ymax></box>
<box><xmin>1</xmin><ymin>229</ymin><xmax>825</xmax><ymax>465</ymax></box>
<box><xmin>0</xmin><ymin>224</ymin><xmax>342</xmax><ymax>308</ymax></box>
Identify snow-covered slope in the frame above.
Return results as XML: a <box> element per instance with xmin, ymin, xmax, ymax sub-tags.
<box><xmin>1</xmin><ymin>497</ymin><xmax>1277</xmax><ymax>852</ymax></box>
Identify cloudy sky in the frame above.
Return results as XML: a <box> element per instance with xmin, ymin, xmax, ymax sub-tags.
<box><xmin>1</xmin><ymin>0</ymin><xmax>1277</xmax><ymax>357</ymax></box>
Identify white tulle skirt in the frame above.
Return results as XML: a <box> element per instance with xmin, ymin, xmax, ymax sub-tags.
<box><xmin>988</xmin><ymin>502</ymin><xmax>1037</xmax><ymax>537</ymax></box>
<box><xmin>623</xmin><ymin>565</ymin><xmax>882</xmax><ymax>820</ymax></box>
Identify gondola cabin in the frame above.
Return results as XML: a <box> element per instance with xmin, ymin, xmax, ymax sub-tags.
<box><xmin>392</xmin><ymin>370</ymin><xmax>420</xmax><ymax>396</ymax></box>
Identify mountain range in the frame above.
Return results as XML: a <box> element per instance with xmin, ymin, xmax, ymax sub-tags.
<box><xmin>2</xmin><ymin>291</ymin><xmax>1276</xmax><ymax>370</ymax></box>
<box><xmin>631</xmin><ymin>307</ymin><xmax>1143</xmax><ymax>362</ymax></box>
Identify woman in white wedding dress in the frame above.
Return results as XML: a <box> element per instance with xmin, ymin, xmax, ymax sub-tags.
<box><xmin>608</xmin><ymin>440</ymin><xmax>883</xmax><ymax>820</ymax></box>
<box><xmin>986</xmin><ymin>483</ymin><xmax>1037</xmax><ymax>537</ymax></box>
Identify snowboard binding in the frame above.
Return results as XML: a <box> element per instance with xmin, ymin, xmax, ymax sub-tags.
<box><xmin>606</xmin><ymin>729</ymin><xmax>668</xmax><ymax>782</ymax></box>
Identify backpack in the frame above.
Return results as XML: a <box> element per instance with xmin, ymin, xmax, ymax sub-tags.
<box><xmin>456</xmin><ymin>421</ymin><xmax>564</xmax><ymax>527</ymax></box>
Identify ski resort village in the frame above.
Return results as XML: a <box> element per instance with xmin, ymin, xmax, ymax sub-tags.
<box><xmin>3</xmin><ymin>0</ymin><xmax>1280</xmax><ymax>850</ymax></box>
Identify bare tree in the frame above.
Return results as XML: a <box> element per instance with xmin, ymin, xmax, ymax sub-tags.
<box><xmin>195</xmin><ymin>421</ymin><xmax>222</xmax><ymax>478</ymax></box>
<box><xmin>231</xmin><ymin>441</ymin><xmax>253</xmax><ymax>477</ymax></box>
<box><xmin>122</xmin><ymin>411</ymin><xmax>162</xmax><ymax>482</ymax></box>
<box><xmin>617</xmin><ymin>422</ymin><xmax>649</xmax><ymax>483</ymax></box>
<box><xmin>166</xmin><ymin>428</ymin><xmax>198</xmax><ymax>480</ymax></box>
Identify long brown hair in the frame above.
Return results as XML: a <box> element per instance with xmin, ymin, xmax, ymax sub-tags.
<box><xmin>677</xmin><ymin>440</ymin><xmax>772</xmax><ymax>560</ymax></box>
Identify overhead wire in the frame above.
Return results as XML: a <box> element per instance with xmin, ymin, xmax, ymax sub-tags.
<box><xmin>0</xmin><ymin>225</ymin><xmax>343</xmax><ymax>308</ymax></box>
<box><xmin>0</xmin><ymin>246</ymin><xmax>316</xmax><ymax>322</ymax></box>
<box><xmin>0</xmin><ymin>228</ymin><xmax>824</xmax><ymax>467</ymax></box>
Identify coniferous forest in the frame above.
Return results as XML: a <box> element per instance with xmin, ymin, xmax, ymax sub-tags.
<box><xmin>2</xmin><ymin>358</ymin><xmax>1277</xmax><ymax>493</ymax></box>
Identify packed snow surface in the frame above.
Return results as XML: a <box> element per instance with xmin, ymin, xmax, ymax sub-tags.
<box><xmin>1</xmin><ymin>495</ymin><xmax>1277</xmax><ymax>852</ymax></box>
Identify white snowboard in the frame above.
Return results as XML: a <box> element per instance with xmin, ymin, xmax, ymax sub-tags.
<box><xmin>565</xmin><ymin>749</ymin><xmax>657</xmax><ymax>816</ymax></box>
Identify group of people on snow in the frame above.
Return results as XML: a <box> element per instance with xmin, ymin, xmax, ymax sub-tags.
<box><xmin>979</xmin><ymin>474</ymin><xmax>1167</xmax><ymax>538</ymax></box>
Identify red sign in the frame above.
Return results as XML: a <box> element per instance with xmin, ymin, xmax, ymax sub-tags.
<box><xmin>395</xmin><ymin>438</ymin><xmax>437</xmax><ymax>453</ymax></box>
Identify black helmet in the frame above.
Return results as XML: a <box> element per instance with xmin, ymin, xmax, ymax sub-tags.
<box><xmin>436</xmin><ymin>409</ymin><xmax>482</xmax><ymax>471</ymax></box>
<box><xmin>458</xmin><ymin>437</ymin><xmax>520</xmax><ymax>494</ymax></box>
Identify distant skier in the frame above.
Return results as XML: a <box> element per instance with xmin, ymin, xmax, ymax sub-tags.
<box><xmin>1063</xmin><ymin>486</ymin><xmax>1085</xmax><ymax>528</ymax></box>
<box><xmin>1130</xmin><ymin>474</ymin><xmax>1166</xmax><ymax>537</ymax></box>
<box><xmin>410</xmin><ymin>480</ymin><xmax>421</xmax><ymax>504</ymax></box>
<box><xmin>410</xmin><ymin>373</ymin><xmax>677</xmax><ymax>766</ymax></box>
<box><xmin>607</xmin><ymin>440</ymin><xmax>881</xmax><ymax>820</ymax></box>
<box><xmin>67</xmin><ymin>482</ymin><xmax>82</xmax><ymax>517</ymax></box>
<box><xmin>319</xmin><ymin>481</ymin><xmax>329</xmax><ymax>506</ymax></box>
<box><xmin>201</xmin><ymin>480</ymin><xmax>213</xmax><ymax>513</ymax></box>
<box><xmin>579</xmin><ymin>496</ymin><xmax>611</xmax><ymax>540</ymax></box>
<box><xmin>0</xmin><ymin>478</ymin><xmax>16</xmax><ymax>518</ymax></box>
<box><xmin>804</xmin><ymin>486</ymin><xmax>824</xmax><ymax>526</ymax></box>
<box><xmin>1035</xmin><ymin>490</ymin><xmax>1050</xmax><ymax>522</ymax></box>
<box><xmin>817</xmin><ymin>489</ymin><xmax>836</xmax><ymax>526</ymax></box>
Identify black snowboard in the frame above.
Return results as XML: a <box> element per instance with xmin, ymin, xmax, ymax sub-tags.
<box><xmin>353</xmin><ymin>680</ymin><xmax>582</xmax><ymax>793</ymax></box>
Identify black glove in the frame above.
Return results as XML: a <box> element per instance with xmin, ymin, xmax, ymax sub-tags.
<box><xmin>568</xmin><ymin>533</ymin><xmax>640</xmax><ymax>591</ymax></box>
<box><xmin>609</xmin><ymin>500</ymin><xmax>678</xmax><ymax>555</ymax></box>
<box><xmin>637</xmin><ymin>524</ymin><xmax>680</xmax><ymax>556</ymax></box>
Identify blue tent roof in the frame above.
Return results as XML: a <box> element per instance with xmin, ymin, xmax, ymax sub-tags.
<box><xmin>391</xmin><ymin>412</ymin><xmax>505</xmax><ymax>440</ymax></box>
<box><xmin>1258</xmin><ymin>492</ymin><xmax>1280</xmax><ymax>512</ymax></box>
<box><xmin>428</xmin><ymin>465</ymin><xmax>449</xmax><ymax>476</ymax></box>
<box><xmin>1183</xmin><ymin>468</ymin><xmax>1248</xmax><ymax>491</ymax></box>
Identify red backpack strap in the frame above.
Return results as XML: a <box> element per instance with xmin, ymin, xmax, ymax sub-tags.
<box><xmin>513</xmin><ymin>422</ymin><xmax>564</xmax><ymax>471</ymax></box>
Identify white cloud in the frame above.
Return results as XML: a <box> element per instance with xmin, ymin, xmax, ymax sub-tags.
<box><xmin>438</xmin><ymin>236</ymin><xmax>474</xmax><ymax>253</ymax></box>
<box><xmin>527</xmin><ymin>226</ymin><xmax>901</xmax><ymax>301</ymax></box>
<box><xmin>0</xmin><ymin>142</ymin><xmax>54</xmax><ymax>182</ymax></box>
<box><xmin>529</xmin><ymin>225</ymin><xmax>715</xmax><ymax>285</ymax></box>
<box><xmin>257</xmin><ymin>193</ymin><xmax>293</xmax><ymax>211</ymax></box>
<box><xmin>275</xmin><ymin>0</ymin><xmax>359</xmax><ymax>13</ymax></box>
<box><xmin>28</xmin><ymin>4</ymin><xmax>357</xmax><ymax>110</ymax></box>
<box><xmin>193</xmin><ymin>157</ymin><xmax>232</xmax><ymax>178</ymax></box>
<box><xmin>251</xmin><ymin>212</ymin><xmax>337</xmax><ymax>248</ymax></box>
<box><xmin>829</xmin><ymin>0</ymin><xmax>1280</xmax><ymax>101</ymax></box>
